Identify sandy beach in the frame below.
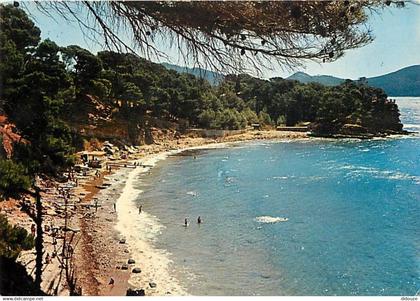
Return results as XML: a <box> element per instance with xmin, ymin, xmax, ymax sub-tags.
<box><xmin>0</xmin><ymin>130</ymin><xmax>308</xmax><ymax>296</ymax></box>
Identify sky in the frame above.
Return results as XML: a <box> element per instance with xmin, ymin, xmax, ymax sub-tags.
<box><xmin>22</xmin><ymin>1</ymin><xmax>420</xmax><ymax>80</ymax></box>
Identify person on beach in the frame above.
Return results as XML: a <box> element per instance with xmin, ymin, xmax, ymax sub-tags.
<box><xmin>31</xmin><ymin>224</ymin><xmax>36</xmax><ymax>237</ymax></box>
<box><xmin>67</xmin><ymin>245</ymin><xmax>74</xmax><ymax>256</ymax></box>
<box><xmin>184</xmin><ymin>218</ymin><xmax>188</xmax><ymax>227</ymax></box>
<box><xmin>197</xmin><ymin>216</ymin><xmax>202</xmax><ymax>224</ymax></box>
<box><xmin>94</xmin><ymin>199</ymin><xmax>98</xmax><ymax>212</ymax></box>
<box><xmin>45</xmin><ymin>253</ymin><xmax>51</xmax><ymax>264</ymax></box>
<box><xmin>139</xmin><ymin>205</ymin><xmax>142</xmax><ymax>214</ymax></box>
<box><xmin>113</xmin><ymin>203</ymin><xmax>116</xmax><ymax>212</ymax></box>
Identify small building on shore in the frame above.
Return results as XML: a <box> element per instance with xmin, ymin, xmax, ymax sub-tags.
<box><xmin>79</xmin><ymin>151</ymin><xmax>106</xmax><ymax>168</ymax></box>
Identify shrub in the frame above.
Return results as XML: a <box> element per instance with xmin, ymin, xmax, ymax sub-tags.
<box><xmin>0</xmin><ymin>214</ymin><xmax>34</xmax><ymax>259</ymax></box>
<box><xmin>0</xmin><ymin>160</ymin><xmax>31</xmax><ymax>200</ymax></box>
<box><xmin>258</xmin><ymin>111</ymin><xmax>273</xmax><ymax>126</ymax></box>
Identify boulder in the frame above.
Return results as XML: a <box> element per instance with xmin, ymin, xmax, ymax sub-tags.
<box><xmin>127</xmin><ymin>259</ymin><xmax>135</xmax><ymax>264</ymax></box>
<box><xmin>126</xmin><ymin>288</ymin><xmax>145</xmax><ymax>296</ymax></box>
<box><xmin>149</xmin><ymin>282</ymin><xmax>157</xmax><ymax>288</ymax></box>
<box><xmin>121</xmin><ymin>264</ymin><xmax>129</xmax><ymax>270</ymax></box>
<box><xmin>132</xmin><ymin>267</ymin><xmax>142</xmax><ymax>273</ymax></box>
<box><xmin>119</xmin><ymin>238</ymin><xmax>126</xmax><ymax>244</ymax></box>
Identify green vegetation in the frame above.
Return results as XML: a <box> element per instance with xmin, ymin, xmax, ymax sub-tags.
<box><xmin>57</xmin><ymin>47</ymin><xmax>404</xmax><ymax>133</ymax></box>
<box><xmin>0</xmin><ymin>160</ymin><xmax>31</xmax><ymax>200</ymax></box>
<box><xmin>0</xmin><ymin>214</ymin><xmax>34</xmax><ymax>259</ymax></box>
<box><xmin>0</xmin><ymin>3</ymin><xmax>407</xmax><ymax>295</ymax></box>
<box><xmin>1</xmin><ymin>5</ymin><xmax>74</xmax><ymax>183</ymax></box>
<box><xmin>0</xmin><ymin>4</ymin><xmax>405</xmax><ymax>178</ymax></box>
<box><xmin>161</xmin><ymin>62</ymin><xmax>224</xmax><ymax>86</ymax></box>
<box><xmin>0</xmin><ymin>5</ymin><xmax>406</xmax><ymax>294</ymax></box>
<box><xmin>0</xmin><ymin>5</ymin><xmax>405</xmax><ymax>163</ymax></box>
<box><xmin>0</xmin><ymin>4</ymin><xmax>75</xmax><ymax>288</ymax></box>
<box><xmin>0</xmin><ymin>213</ymin><xmax>40</xmax><ymax>296</ymax></box>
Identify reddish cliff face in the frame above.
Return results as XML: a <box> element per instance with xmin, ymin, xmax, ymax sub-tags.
<box><xmin>0</xmin><ymin>115</ymin><xmax>29</xmax><ymax>159</ymax></box>
<box><xmin>61</xmin><ymin>94</ymin><xmax>182</xmax><ymax>148</ymax></box>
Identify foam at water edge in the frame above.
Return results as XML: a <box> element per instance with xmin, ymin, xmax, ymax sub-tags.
<box><xmin>112</xmin><ymin>144</ymin><xmax>245</xmax><ymax>294</ymax></box>
<box><xmin>114</xmin><ymin>150</ymin><xmax>189</xmax><ymax>295</ymax></box>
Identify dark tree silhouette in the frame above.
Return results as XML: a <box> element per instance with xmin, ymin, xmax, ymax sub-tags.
<box><xmin>30</xmin><ymin>1</ymin><xmax>407</xmax><ymax>74</ymax></box>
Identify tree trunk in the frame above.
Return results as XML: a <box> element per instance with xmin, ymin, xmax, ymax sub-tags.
<box><xmin>34</xmin><ymin>186</ymin><xmax>43</xmax><ymax>289</ymax></box>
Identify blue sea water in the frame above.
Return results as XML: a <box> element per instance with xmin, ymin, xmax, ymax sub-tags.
<box><xmin>135</xmin><ymin>97</ymin><xmax>420</xmax><ymax>296</ymax></box>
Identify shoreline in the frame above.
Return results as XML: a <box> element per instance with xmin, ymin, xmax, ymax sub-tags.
<box><xmin>73</xmin><ymin>128</ymin><xmax>420</xmax><ymax>296</ymax></box>
<box><xmin>112</xmin><ymin>138</ymin><xmax>289</xmax><ymax>296</ymax></box>
<box><xmin>110</xmin><ymin>132</ymin><xmax>310</xmax><ymax>296</ymax></box>
<box><xmin>4</xmin><ymin>128</ymin><xmax>418</xmax><ymax>295</ymax></box>
<box><xmin>9</xmin><ymin>128</ymin><xmax>417</xmax><ymax>296</ymax></box>
<box><xmin>75</xmin><ymin>130</ymin><xmax>309</xmax><ymax>296</ymax></box>
<box><xmin>114</xmin><ymin>151</ymin><xmax>188</xmax><ymax>296</ymax></box>
<box><xmin>112</xmin><ymin>130</ymin><xmax>420</xmax><ymax>296</ymax></box>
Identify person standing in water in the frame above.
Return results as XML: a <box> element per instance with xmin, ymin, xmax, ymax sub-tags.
<box><xmin>197</xmin><ymin>216</ymin><xmax>202</xmax><ymax>224</ymax></box>
<box><xmin>184</xmin><ymin>218</ymin><xmax>188</xmax><ymax>227</ymax></box>
<box><xmin>138</xmin><ymin>205</ymin><xmax>142</xmax><ymax>214</ymax></box>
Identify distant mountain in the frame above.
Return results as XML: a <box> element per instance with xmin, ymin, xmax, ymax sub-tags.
<box><xmin>366</xmin><ymin>65</ymin><xmax>420</xmax><ymax>97</ymax></box>
<box><xmin>287</xmin><ymin>71</ymin><xmax>346</xmax><ymax>86</ymax></box>
<box><xmin>161</xmin><ymin>62</ymin><xmax>224</xmax><ymax>85</ymax></box>
<box><xmin>287</xmin><ymin>65</ymin><xmax>420</xmax><ymax>96</ymax></box>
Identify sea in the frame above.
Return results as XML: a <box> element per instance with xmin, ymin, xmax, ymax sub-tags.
<box><xmin>126</xmin><ymin>97</ymin><xmax>420</xmax><ymax>296</ymax></box>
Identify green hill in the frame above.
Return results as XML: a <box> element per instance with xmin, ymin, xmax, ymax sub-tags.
<box><xmin>287</xmin><ymin>65</ymin><xmax>420</xmax><ymax>96</ymax></box>
<box><xmin>287</xmin><ymin>71</ymin><xmax>346</xmax><ymax>86</ymax></box>
<box><xmin>366</xmin><ymin>65</ymin><xmax>420</xmax><ymax>96</ymax></box>
<box><xmin>161</xmin><ymin>62</ymin><xmax>224</xmax><ymax>85</ymax></box>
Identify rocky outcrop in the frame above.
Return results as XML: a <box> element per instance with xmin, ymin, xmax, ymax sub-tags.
<box><xmin>310</xmin><ymin>100</ymin><xmax>406</xmax><ymax>138</ymax></box>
